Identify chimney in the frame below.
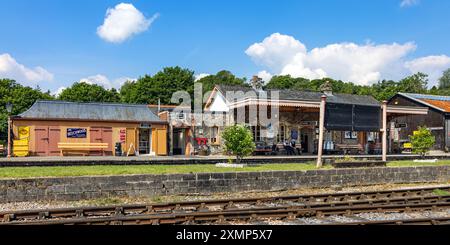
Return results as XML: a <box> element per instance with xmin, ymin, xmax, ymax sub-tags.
<box><xmin>320</xmin><ymin>80</ymin><xmax>333</xmax><ymax>96</ymax></box>
<box><xmin>251</xmin><ymin>75</ymin><xmax>264</xmax><ymax>91</ymax></box>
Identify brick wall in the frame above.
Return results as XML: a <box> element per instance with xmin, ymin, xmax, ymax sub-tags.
<box><xmin>0</xmin><ymin>166</ymin><xmax>449</xmax><ymax>203</ymax></box>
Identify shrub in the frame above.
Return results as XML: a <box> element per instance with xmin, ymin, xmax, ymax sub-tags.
<box><xmin>221</xmin><ymin>125</ymin><xmax>256</xmax><ymax>164</ymax></box>
<box><xmin>409</xmin><ymin>126</ymin><xmax>435</xmax><ymax>157</ymax></box>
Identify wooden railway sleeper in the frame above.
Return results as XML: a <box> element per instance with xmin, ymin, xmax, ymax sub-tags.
<box><xmin>2</xmin><ymin>214</ymin><xmax>14</xmax><ymax>222</ymax></box>
<box><xmin>115</xmin><ymin>207</ymin><xmax>124</xmax><ymax>216</ymax></box>
<box><xmin>197</xmin><ymin>203</ymin><xmax>208</xmax><ymax>211</ymax></box>
<box><xmin>75</xmin><ymin>210</ymin><xmax>84</xmax><ymax>218</ymax></box>
<box><xmin>38</xmin><ymin>211</ymin><xmax>49</xmax><ymax>220</ymax></box>
<box><xmin>145</xmin><ymin>205</ymin><xmax>155</xmax><ymax>214</ymax></box>
<box><xmin>287</xmin><ymin>212</ymin><xmax>297</xmax><ymax>220</ymax></box>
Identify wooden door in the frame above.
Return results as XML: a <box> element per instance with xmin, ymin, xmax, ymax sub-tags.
<box><xmin>48</xmin><ymin>127</ymin><xmax>61</xmax><ymax>156</ymax></box>
<box><xmin>156</xmin><ymin>128</ymin><xmax>167</xmax><ymax>155</ymax></box>
<box><xmin>89</xmin><ymin>127</ymin><xmax>103</xmax><ymax>156</ymax></box>
<box><xmin>125</xmin><ymin>128</ymin><xmax>137</xmax><ymax>156</ymax></box>
<box><xmin>34</xmin><ymin>126</ymin><xmax>49</xmax><ymax>156</ymax></box>
<box><xmin>102</xmin><ymin>127</ymin><xmax>113</xmax><ymax>156</ymax></box>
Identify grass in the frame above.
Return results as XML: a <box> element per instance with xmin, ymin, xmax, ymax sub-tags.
<box><xmin>432</xmin><ymin>189</ymin><xmax>450</xmax><ymax>196</ymax></box>
<box><xmin>387</xmin><ymin>160</ymin><xmax>450</xmax><ymax>167</ymax></box>
<box><xmin>0</xmin><ymin>162</ymin><xmax>326</xmax><ymax>179</ymax></box>
<box><xmin>0</xmin><ymin>159</ymin><xmax>449</xmax><ymax>179</ymax></box>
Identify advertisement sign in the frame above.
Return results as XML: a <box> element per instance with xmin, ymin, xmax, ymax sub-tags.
<box><xmin>119</xmin><ymin>129</ymin><xmax>126</xmax><ymax>143</ymax></box>
<box><xmin>67</xmin><ymin>128</ymin><xmax>87</xmax><ymax>138</ymax></box>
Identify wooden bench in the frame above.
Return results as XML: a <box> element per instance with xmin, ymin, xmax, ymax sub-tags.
<box><xmin>335</xmin><ymin>144</ymin><xmax>364</xmax><ymax>154</ymax></box>
<box><xmin>58</xmin><ymin>142</ymin><xmax>109</xmax><ymax>156</ymax></box>
<box><xmin>0</xmin><ymin>145</ymin><xmax>4</xmax><ymax>156</ymax></box>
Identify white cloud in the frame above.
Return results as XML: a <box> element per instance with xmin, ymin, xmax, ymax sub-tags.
<box><xmin>79</xmin><ymin>74</ymin><xmax>136</xmax><ymax>89</ymax></box>
<box><xmin>246</xmin><ymin>33</ymin><xmax>306</xmax><ymax>72</ymax></box>
<box><xmin>400</xmin><ymin>0</ymin><xmax>420</xmax><ymax>7</ymax></box>
<box><xmin>52</xmin><ymin>86</ymin><xmax>66</xmax><ymax>97</ymax></box>
<box><xmin>97</xmin><ymin>3</ymin><xmax>159</xmax><ymax>43</ymax></box>
<box><xmin>405</xmin><ymin>55</ymin><xmax>450</xmax><ymax>86</ymax></box>
<box><xmin>113</xmin><ymin>76</ymin><xmax>137</xmax><ymax>87</ymax></box>
<box><xmin>245</xmin><ymin>33</ymin><xmax>450</xmax><ymax>86</ymax></box>
<box><xmin>194</xmin><ymin>73</ymin><xmax>210</xmax><ymax>81</ymax></box>
<box><xmin>0</xmin><ymin>53</ymin><xmax>54</xmax><ymax>86</ymax></box>
<box><xmin>256</xmin><ymin>70</ymin><xmax>273</xmax><ymax>83</ymax></box>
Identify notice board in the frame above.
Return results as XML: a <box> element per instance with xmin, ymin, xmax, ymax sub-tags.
<box><xmin>325</xmin><ymin>103</ymin><xmax>381</xmax><ymax>132</ymax></box>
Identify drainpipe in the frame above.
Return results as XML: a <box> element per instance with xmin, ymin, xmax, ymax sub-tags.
<box><xmin>382</xmin><ymin>101</ymin><xmax>387</xmax><ymax>162</ymax></box>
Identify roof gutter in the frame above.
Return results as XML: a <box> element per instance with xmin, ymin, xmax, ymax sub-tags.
<box><xmin>11</xmin><ymin>117</ymin><xmax>168</xmax><ymax>125</ymax></box>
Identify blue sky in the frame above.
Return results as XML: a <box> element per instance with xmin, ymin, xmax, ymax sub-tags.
<box><xmin>1</xmin><ymin>0</ymin><xmax>450</xmax><ymax>93</ymax></box>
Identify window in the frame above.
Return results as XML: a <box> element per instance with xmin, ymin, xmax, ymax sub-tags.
<box><xmin>251</xmin><ymin>126</ymin><xmax>261</xmax><ymax>142</ymax></box>
<box><xmin>177</xmin><ymin>112</ymin><xmax>185</xmax><ymax>120</ymax></box>
<box><xmin>344</xmin><ymin>131</ymin><xmax>358</xmax><ymax>139</ymax></box>
<box><xmin>277</xmin><ymin>125</ymin><xmax>286</xmax><ymax>142</ymax></box>
<box><xmin>210</xmin><ymin>127</ymin><xmax>219</xmax><ymax>144</ymax></box>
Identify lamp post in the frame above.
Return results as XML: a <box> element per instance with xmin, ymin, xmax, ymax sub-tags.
<box><xmin>5</xmin><ymin>102</ymin><xmax>12</xmax><ymax>158</ymax></box>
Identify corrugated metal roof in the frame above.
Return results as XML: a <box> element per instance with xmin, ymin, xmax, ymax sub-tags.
<box><xmin>398</xmin><ymin>92</ymin><xmax>450</xmax><ymax>113</ymax></box>
<box><xmin>18</xmin><ymin>100</ymin><xmax>164</xmax><ymax>122</ymax></box>
<box><xmin>401</xmin><ymin>93</ymin><xmax>450</xmax><ymax>101</ymax></box>
<box><xmin>216</xmin><ymin>84</ymin><xmax>380</xmax><ymax>106</ymax></box>
<box><xmin>421</xmin><ymin>99</ymin><xmax>450</xmax><ymax>112</ymax></box>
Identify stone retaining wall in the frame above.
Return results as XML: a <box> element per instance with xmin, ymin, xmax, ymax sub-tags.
<box><xmin>1</xmin><ymin>166</ymin><xmax>449</xmax><ymax>203</ymax></box>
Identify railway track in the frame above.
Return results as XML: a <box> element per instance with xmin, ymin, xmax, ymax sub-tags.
<box><xmin>1</xmin><ymin>185</ymin><xmax>449</xmax><ymax>225</ymax></box>
<box><xmin>324</xmin><ymin>216</ymin><xmax>450</xmax><ymax>225</ymax></box>
<box><xmin>4</xmin><ymin>200</ymin><xmax>450</xmax><ymax>225</ymax></box>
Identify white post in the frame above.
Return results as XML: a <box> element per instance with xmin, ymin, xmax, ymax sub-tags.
<box><xmin>7</xmin><ymin>116</ymin><xmax>11</xmax><ymax>158</ymax></box>
<box><xmin>316</xmin><ymin>95</ymin><xmax>327</xmax><ymax>168</ymax></box>
<box><xmin>382</xmin><ymin>101</ymin><xmax>387</xmax><ymax>162</ymax></box>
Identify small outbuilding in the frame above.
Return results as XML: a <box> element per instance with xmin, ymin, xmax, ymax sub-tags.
<box><xmin>11</xmin><ymin>100</ymin><xmax>168</xmax><ymax>157</ymax></box>
<box><xmin>388</xmin><ymin>92</ymin><xmax>450</xmax><ymax>152</ymax></box>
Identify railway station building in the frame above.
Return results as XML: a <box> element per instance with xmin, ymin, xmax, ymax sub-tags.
<box><xmin>388</xmin><ymin>93</ymin><xmax>450</xmax><ymax>152</ymax></box>
<box><xmin>10</xmin><ymin>100</ymin><xmax>168</xmax><ymax>157</ymax></box>
<box><xmin>201</xmin><ymin>83</ymin><xmax>428</xmax><ymax>161</ymax></box>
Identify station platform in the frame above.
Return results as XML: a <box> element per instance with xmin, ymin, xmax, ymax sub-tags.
<box><xmin>0</xmin><ymin>153</ymin><xmax>449</xmax><ymax>167</ymax></box>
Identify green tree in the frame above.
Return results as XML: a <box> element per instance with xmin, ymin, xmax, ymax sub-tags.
<box><xmin>196</xmin><ymin>70</ymin><xmax>246</xmax><ymax>94</ymax></box>
<box><xmin>119</xmin><ymin>80</ymin><xmax>138</xmax><ymax>103</ymax></box>
<box><xmin>221</xmin><ymin>124</ymin><xmax>256</xmax><ymax>164</ymax></box>
<box><xmin>370</xmin><ymin>80</ymin><xmax>398</xmax><ymax>101</ymax></box>
<box><xmin>58</xmin><ymin>82</ymin><xmax>120</xmax><ymax>103</ymax></box>
<box><xmin>438</xmin><ymin>68</ymin><xmax>450</xmax><ymax>89</ymax></box>
<box><xmin>409</xmin><ymin>126</ymin><xmax>435</xmax><ymax>157</ymax></box>
<box><xmin>121</xmin><ymin>67</ymin><xmax>195</xmax><ymax>105</ymax></box>
<box><xmin>265</xmin><ymin>75</ymin><xmax>300</xmax><ymax>89</ymax></box>
<box><xmin>397</xmin><ymin>72</ymin><xmax>428</xmax><ymax>94</ymax></box>
<box><xmin>0</xmin><ymin>79</ymin><xmax>53</xmax><ymax>142</ymax></box>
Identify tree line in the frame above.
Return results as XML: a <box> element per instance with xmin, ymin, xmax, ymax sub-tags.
<box><xmin>1</xmin><ymin>66</ymin><xmax>450</xmax><ymax>141</ymax></box>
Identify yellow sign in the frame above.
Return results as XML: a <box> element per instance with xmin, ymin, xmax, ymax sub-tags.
<box><xmin>18</xmin><ymin>126</ymin><xmax>30</xmax><ymax>139</ymax></box>
<box><xmin>13</xmin><ymin>139</ymin><xmax>29</xmax><ymax>157</ymax></box>
<box><xmin>403</xmin><ymin>142</ymin><xmax>412</xmax><ymax>149</ymax></box>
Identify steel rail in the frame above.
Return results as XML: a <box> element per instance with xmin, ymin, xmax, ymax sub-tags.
<box><xmin>322</xmin><ymin>216</ymin><xmax>450</xmax><ymax>225</ymax></box>
<box><xmin>4</xmin><ymin>197</ymin><xmax>450</xmax><ymax>225</ymax></box>
<box><xmin>2</xmin><ymin>185</ymin><xmax>449</xmax><ymax>222</ymax></box>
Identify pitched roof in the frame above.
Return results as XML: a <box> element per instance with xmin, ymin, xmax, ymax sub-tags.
<box><xmin>398</xmin><ymin>92</ymin><xmax>450</xmax><ymax>113</ymax></box>
<box><xmin>215</xmin><ymin>84</ymin><xmax>380</xmax><ymax>106</ymax></box>
<box><xmin>148</xmin><ymin>104</ymin><xmax>190</xmax><ymax>114</ymax></box>
<box><xmin>18</xmin><ymin>100</ymin><xmax>164</xmax><ymax>122</ymax></box>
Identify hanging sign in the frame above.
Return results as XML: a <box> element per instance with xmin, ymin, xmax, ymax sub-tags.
<box><xmin>67</xmin><ymin>128</ymin><xmax>87</xmax><ymax>138</ymax></box>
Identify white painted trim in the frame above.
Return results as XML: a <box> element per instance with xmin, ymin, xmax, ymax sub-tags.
<box><xmin>386</xmin><ymin>105</ymin><xmax>428</xmax><ymax>115</ymax></box>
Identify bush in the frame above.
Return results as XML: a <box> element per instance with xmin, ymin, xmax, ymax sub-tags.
<box><xmin>221</xmin><ymin>125</ymin><xmax>255</xmax><ymax>164</ymax></box>
<box><xmin>409</xmin><ymin>126</ymin><xmax>435</xmax><ymax>157</ymax></box>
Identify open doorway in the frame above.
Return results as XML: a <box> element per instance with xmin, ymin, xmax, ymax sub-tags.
<box><xmin>172</xmin><ymin>128</ymin><xmax>186</xmax><ymax>155</ymax></box>
<box><xmin>139</xmin><ymin>128</ymin><xmax>151</xmax><ymax>155</ymax></box>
